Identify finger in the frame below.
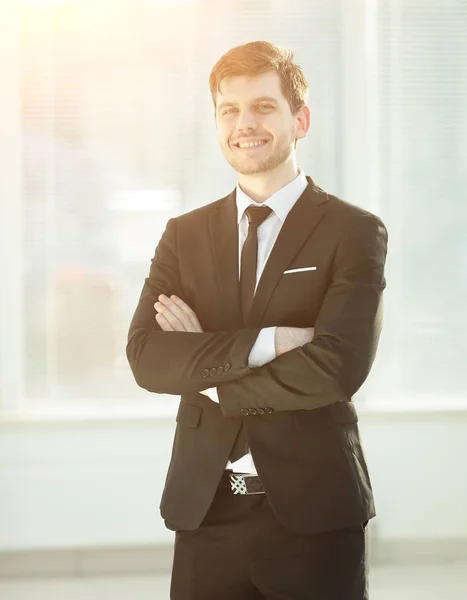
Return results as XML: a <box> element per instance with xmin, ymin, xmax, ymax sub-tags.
<box><xmin>169</xmin><ymin>295</ymin><xmax>203</xmax><ymax>332</ymax></box>
<box><xmin>157</xmin><ymin>295</ymin><xmax>196</xmax><ymax>332</ymax></box>
<box><xmin>155</xmin><ymin>312</ymin><xmax>175</xmax><ymax>331</ymax></box>
<box><xmin>154</xmin><ymin>303</ymin><xmax>186</xmax><ymax>332</ymax></box>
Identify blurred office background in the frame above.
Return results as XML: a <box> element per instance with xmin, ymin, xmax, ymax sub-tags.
<box><xmin>0</xmin><ymin>0</ymin><xmax>466</xmax><ymax>598</ymax></box>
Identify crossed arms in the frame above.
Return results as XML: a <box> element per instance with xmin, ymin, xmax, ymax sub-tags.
<box><xmin>126</xmin><ymin>213</ymin><xmax>388</xmax><ymax>417</ymax></box>
<box><xmin>152</xmin><ymin>294</ymin><xmax>314</xmax><ymax>403</ymax></box>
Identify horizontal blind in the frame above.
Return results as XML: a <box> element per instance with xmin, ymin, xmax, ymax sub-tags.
<box><xmin>371</xmin><ymin>0</ymin><xmax>467</xmax><ymax>402</ymax></box>
<box><xmin>19</xmin><ymin>2</ymin><xmax>199</xmax><ymax>408</ymax></box>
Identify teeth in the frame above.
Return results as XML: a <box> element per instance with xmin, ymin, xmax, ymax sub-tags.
<box><xmin>238</xmin><ymin>140</ymin><xmax>267</xmax><ymax>148</ymax></box>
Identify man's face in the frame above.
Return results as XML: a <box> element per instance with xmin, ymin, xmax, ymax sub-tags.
<box><xmin>215</xmin><ymin>71</ymin><xmax>305</xmax><ymax>176</ymax></box>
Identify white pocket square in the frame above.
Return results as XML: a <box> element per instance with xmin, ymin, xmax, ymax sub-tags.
<box><xmin>283</xmin><ymin>266</ymin><xmax>317</xmax><ymax>274</ymax></box>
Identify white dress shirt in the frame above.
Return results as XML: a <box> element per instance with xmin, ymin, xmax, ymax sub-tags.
<box><xmin>201</xmin><ymin>169</ymin><xmax>308</xmax><ymax>474</ymax></box>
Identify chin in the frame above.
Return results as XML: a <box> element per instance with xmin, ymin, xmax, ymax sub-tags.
<box><xmin>234</xmin><ymin>163</ymin><xmax>273</xmax><ymax>176</ymax></box>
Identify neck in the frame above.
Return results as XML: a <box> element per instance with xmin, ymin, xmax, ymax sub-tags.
<box><xmin>237</xmin><ymin>156</ymin><xmax>299</xmax><ymax>203</ymax></box>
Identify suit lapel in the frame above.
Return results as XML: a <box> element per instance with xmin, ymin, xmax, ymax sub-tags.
<box><xmin>208</xmin><ymin>177</ymin><xmax>329</xmax><ymax>329</ymax></box>
<box><xmin>208</xmin><ymin>190</ymin><xmax>243</xmax><ymax>328</ymax></box>
<box><xmin>247</xmin><ymin>178</ymin><xmax>329</xmax><ymax>326</ymax></box>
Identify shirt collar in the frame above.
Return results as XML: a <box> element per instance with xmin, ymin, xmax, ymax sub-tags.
<box><xmin>236</xmin><ymin>169</ymin><xmax>308</xmax><ymax>225</ymax></box>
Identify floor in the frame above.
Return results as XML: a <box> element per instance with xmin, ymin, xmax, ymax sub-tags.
<box><xmin>0</xmin><ymin>563</ymin><xmax>466</xmax><ymax>599</ymax></box>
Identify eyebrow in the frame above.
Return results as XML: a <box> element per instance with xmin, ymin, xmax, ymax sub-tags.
<box><xmin>217</xmin><ymin>97</ymin><xmax>279</xmax><ymax>112</ymax></box>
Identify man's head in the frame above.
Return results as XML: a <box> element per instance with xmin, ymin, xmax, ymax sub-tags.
<box><xmin>209</xmin><ymin>41</ymin><xmax>310</xmax><ymax>177</ymax></box>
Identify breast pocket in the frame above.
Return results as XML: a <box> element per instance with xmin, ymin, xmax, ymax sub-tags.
<box><xmin>281</xmin><ymin>265</ymin><xmax>321</xmax><ymax>293</ymax></box>
<box><xmin>266</xmin><ymin>265</ymin><xmax>325</xmax><ymax>326</ymax></box>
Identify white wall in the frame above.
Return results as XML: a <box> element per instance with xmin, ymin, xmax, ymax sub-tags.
<box><xmin>1</xmin><ymin>405</ymin><xmax>467</xmax><ymax>551</ymax></box>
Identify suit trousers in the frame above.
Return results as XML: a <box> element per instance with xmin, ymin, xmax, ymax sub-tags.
<box><xmin>170</xmin><ymin>474</ymin><xmax>369</xmax><ymax>599</ymax></box>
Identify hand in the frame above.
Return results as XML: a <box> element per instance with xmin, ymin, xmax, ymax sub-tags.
<box><xmin>154</xmin><ymin>294</ymin><xmax>204</xmax><ymax>333</ymax></box>
<box><xmin>275</xmin><ymin>327</ymin><xmax>315</xmax><ymax>357</ymax></box>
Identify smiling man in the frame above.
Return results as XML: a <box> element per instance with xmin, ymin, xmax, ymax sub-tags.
<box><xmin>216</xmin><ymin>69</ymin><xmax>308</xmax><ymax>200</ymax></box>
<box><xmin>127</xmin><ymin>41</ymin><xmax>388</xmax><ymax>599</ymax></box>
<box><xmin>217</xmin><ymin>75</ymin><xmax>302</xmax><ymax>180</ymax></box>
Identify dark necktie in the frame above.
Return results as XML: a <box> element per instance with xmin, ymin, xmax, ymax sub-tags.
<box><xmin>229</xmin><ymin>204</ymin><xmax>273</xmax><ymax>463</ymax></box>
<box><xmin>239</xmin><ymin>205</ymin><xmax>273</xmax><ymax>323</ymax></box>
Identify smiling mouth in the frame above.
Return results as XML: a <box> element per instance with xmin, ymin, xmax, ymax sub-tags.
<box><xmin>233</xmin><ymin>140</ymin><xmax>270</xmax><ymax>150</ymax></box>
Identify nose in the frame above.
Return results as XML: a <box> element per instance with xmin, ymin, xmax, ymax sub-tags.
<box><xmin>235</xmin><ymin>108</ymin><xmax>258</xmax><ymax>134</ymax></box>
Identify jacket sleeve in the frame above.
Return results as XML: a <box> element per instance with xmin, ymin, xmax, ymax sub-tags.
<box><xmin>126</xmin><ymin>217</ymin><xmax>262</xmax><ymax>395</ymax></box>
<box><xmin>217</xmin><ymin>214</ymin><xmax>388</xmax><ymax>416</ymax></box>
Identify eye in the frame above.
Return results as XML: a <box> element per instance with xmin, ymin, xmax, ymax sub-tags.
<box><xmin>222</xmin><ymin>107</ymin><xmax>237</xmax><ymax>116</ymax></box>
<box><xmin>257</xmin><ymin>104</ymin><xmax>273</xmax><ymax>111</ymax></box>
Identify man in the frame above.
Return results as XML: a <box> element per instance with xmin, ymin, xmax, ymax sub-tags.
<box><xmin>127</xmin><ymin>41</ymin><xmax>388</xmax><ymax>599</ymax></box>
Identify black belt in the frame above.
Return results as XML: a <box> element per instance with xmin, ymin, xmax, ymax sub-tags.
<box><xmin>220</xmin><ymin>470</ymin><xmax>266</xmax><ymax>495</ymax></box>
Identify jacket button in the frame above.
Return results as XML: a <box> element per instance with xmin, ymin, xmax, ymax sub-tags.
<box><xmin>210</xmin><ymin>367</ymin><xmax>217</xmax><ymax>376</ymax></box>
<box><xmin>217</xmin><ymin>366</ymin><xmax>224</xmax><ymax>374</ymax></box>
<box><xmin>264</xmin><ymin>406</ymin><xmax>273</xmax><ymax>414</ymax></box>
<box><xmin>224</xmin><ymin>363</ymin><xmax>231</xmax><ymax>371</ymax></box>
<box><xmin>256</xmin><ymin>408</ymin><xmax>265</xmax><ymax>415</ymax></box>
<box><xmin>240</xmin><ymin>408</ymin><xmax>249</xmax><ymax>416</ymax></box>
<box><xmin>248</xmin><ymin>408</ymin><xmax>257</xmax><ymax>416</ymax></box>
<box><xmin>203</xmin><ymin>369</ymin><xmax>210</xmax><ymax>378</ymax></box>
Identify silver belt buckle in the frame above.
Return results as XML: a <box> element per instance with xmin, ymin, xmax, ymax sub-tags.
<box><xmin>228</xmin><ymin>473</ymin><xmax>265</xmax><ymax>495</ymax></box>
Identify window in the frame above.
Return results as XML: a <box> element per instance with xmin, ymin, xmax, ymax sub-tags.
<box><xmin>1</xmin><ymin>0</ymin><xmax>465</xmax><ymax>416</ymax></box>
<box><xmin>365</xmin><ymin>0</ymin><xmax>467</xmax><ymax>405</ymax></box>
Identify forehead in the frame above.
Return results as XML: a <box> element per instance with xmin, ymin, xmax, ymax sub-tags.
<box><xmin>216</xmin><ymin>71</ymin><xmax>286</xmax><ymax>105</ymax></box>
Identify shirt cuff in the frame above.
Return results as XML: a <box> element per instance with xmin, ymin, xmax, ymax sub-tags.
<box><xmin>199</xmin><ymin>387</ymin><xmax>219</xmax><ymax>403</ymax></box>
<box><xmin>248</xmin><ymin>326</ymin><xmax>277</xmax><ymax>368</ymax></box>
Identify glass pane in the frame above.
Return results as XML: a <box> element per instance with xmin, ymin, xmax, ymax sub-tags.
<box><xmin>366</xmin><ymin>0</ymin><xmax>467</xmax><ymax>404</ymax></box>
<box><xmin>20</xmin><ymin>2</ymin><xmax>194</xmax><ymax>408</ymax></box>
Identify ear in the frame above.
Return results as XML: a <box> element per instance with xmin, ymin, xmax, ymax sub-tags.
<box><xmin>295</xmin><ymin>105</ymin><xmax>310</xmax><ymax>141</ymax></box>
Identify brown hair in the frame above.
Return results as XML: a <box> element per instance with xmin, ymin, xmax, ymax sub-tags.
<box><xmin>209</xmin><ymin>41</ymin><xmax>308</xmax><ymax>115</ymax></box>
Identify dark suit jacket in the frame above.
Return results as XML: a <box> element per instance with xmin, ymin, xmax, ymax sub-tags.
<box><xmin>126</xmin><ymin>176</ymin><xmax>388</xmax><ymax>534</ymax></box>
